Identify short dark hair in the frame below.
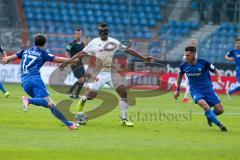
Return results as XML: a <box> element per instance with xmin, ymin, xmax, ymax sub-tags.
<box><xmin>99</xmin><ymin>22</ymin><xmax>108</xmax><ymax>28</ymax></box>
<box><xmin>34</xmin><ymin>34</ymin><xmax>46</xmax><ymax>46</ymax></box>
<box><xmin>75</xmin><ymin>28</ymin><xmax>81</xmax><ymax>32</ymax></box>
<box><xmin>235</xmin><ymin>38</ymin><xmax>240</xmax><ymax>42</ymax></box>
<box><xmin>185</xmin><ymin>46</ymin><xmax>196</xmax><ymax>52</ymax></box>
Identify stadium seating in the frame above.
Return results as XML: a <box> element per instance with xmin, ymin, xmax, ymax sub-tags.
<box><xmin>158</xmin><ymin>20</ymin><xmax>200</xmax><ymax>50</ymax></box>
<box><xmin>22</xmin><ymin>0</ymin><xmax>167</xmax><ymax>53</ymax></box>
<box><xmin>199</xmin><ymin>22</ymin><xmax>239</xmax><ymax>63</ymax></box>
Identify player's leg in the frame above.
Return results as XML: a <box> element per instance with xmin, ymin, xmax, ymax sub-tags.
<box><xmin>68</xmin><ymin>66</ymin><xmax>85</xmax><ymax>99</ymax></box>
<box><xmin>0</xmin><ymin>82</ymin><xmax>10</xmax><ymax>97</ymax></box>
<box><xmin>182</xmin><ymin>85</ymin><xmax>190</xmax><ymax>103</ymax></box>
<box><xmin>197</xmin><ymin>99</ymin><xmax>227</xmax><ymax>131</ymax></box>
<box><xmin>77</xmin><ymin>72</ymin><xmax>105</xmax><ymax>111</ymax></box>
<box><xmin>212</xmin><ymin>103</ymin><xmax>224</xmax><ymax>115</ymax></box>
<box><xmin>227</xmin><ymin>73</ymin><xmax>240</xmax><ymax>98</ymax></box>
<box><xmin>22</xmin><ymin>80</ymin><xmax>78</xmax><ymax>129</ymax></box>
<box><xmin>74</xmin><ymin>77</ymin><xmax>85</xmax><ymax>98</ymax></box>
<box><xmin>74</xmin><ymin>66</ymin><xmax>86</xmax><ymax>98</ymax></box>
<box><xmin>115</xmin><ymin>85</ymin><xmax>133</xmax><ymax>127</ymax></box>
<box><xmin>204</xmin><ymin>90</ymin><xmax>224</xmax><ymax>116</ymax></box>
<box><xmin>44</xmin><ymin>97</ymin><xmax>79</xmax><ymax>129</ymax></box>
<box><xmin>227</xmin><ymin>83</ymin><xmax>240</xmax><ymax>96</ymax></box>
<box><xmin>67</xmin><ymin>81</ymin><xmax>79</xmax><ymax>98</ymax></box>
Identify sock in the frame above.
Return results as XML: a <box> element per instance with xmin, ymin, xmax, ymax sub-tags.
<box><xmin>184</xmin><ymin>86</ymin><xmax>189</xmax><ymax>98</ymax></box>
<box><xmin>119</xmin><ymin>99</ymin><xmax>128</xmax><ymax>120</ymax></box>
<box><xmin>75</xmin><ymin>83</ymin><xmax>84</xmax><ymax>96</ymax></box>
<box><xmin>229</xmin><ymin>85</ymin><xmax>240</xmax><ymax>95</ymax></box>
<box><xmin>212</xmin><ymin>109</ymin><xmax>218</xmax><ymax>116</ymax></box>
<box><xmin>28</xmin><ymin>98</ymin><xmax>49</xmax><ymax>108</ymax></box>
<box><xmin>68</xmin><ymin>81</ymin><xmax>79</xmax><ymax>93</ymax></box>
<box><xmin>50</xmin><ymin>106</ymin><xmax>73</xmax><ymax>127</ymax></box>
<box><xmin>81</xmin><ymin>95</ymin><xmax>87</xmax><ymax>103</ymax></box>
<box><xmin>0</xmin><ymin>82</ymin><xmax>6</xmax><ymax>93</ymax></box>
<box><xmin>205</xmin><ymin>109</ymin><xmax>221</xmax><ymax>127</ymax></box>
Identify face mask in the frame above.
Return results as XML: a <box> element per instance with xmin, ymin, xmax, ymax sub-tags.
<box><xmin>99</xmin><ymin>26</ymin><xmax>109</xmax><ymax>40</ymax></box>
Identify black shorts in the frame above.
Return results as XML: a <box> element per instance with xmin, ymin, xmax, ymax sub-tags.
<box><xmin>71</xmin><ymin>66</ymin><xmax>85</xmax><ymax>79</ymax></box>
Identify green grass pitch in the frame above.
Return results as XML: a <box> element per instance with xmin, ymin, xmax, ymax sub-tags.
<box><xmin>0</xmin><ymin>83</ymin><xmax>240</xmax><ymax>160</ymax></box>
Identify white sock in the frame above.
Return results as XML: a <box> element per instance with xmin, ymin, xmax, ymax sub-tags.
<box><xmin>81</xmin><ymin>95</ymin><xmax>87</xmax><ymax>103</ymax></box>
<box><xmin>119</xmin><ymin>98</ymin><xmax>128</xmax><ymax>120</ymax></box>
<box><xmin>184</xmin><ymin>86</ymin><xmax>190</xmax><ymax>98</ymax></box>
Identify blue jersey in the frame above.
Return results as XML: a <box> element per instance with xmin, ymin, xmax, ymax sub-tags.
<box><xmin>180</xmin><ymin>58</ymin><xmax>216</xmax><ymax>92</ymax></box>
<box><xmin>16</xmin><ymin>46</ymin><xmax>55</xmax><ymax>82</ymax></box>
<box><xmin>226</xmin><ymin>49</ymin><xmax>240</xmax><ymax>71</ymax></box>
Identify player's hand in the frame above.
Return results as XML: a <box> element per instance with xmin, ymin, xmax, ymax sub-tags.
<box><xmin>144</xmin><ymin>56</ymin><xmax>155</xmax><ymax>63</ymax></box>
<box><xmin>173</xmin><ymin>90</ymin><xmax>180</xmax><ymax>100</ymax></box>
<box><xmin>1</xmin><ymin>56</ymin><xmax>8</xmax><ymax>64</ymax></box>
<box><xmin>217</xmin><ymin>81</ymin><xmax>224</xmax><ymax>89</ymax></box>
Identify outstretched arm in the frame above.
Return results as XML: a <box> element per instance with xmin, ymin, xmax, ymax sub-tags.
<box><xmin>52</xmin><ymin>56</ymin><xmax>71</xmax><ymax>63</ymax></box>
<box><xmin>59</xmin><ymin>51</ymin><xmax>87</xmax><ymax>70</ymax></box>
<box><xmin>1</xmin><ymin>54</ymin><xmax>18</xmax><ymax>64</ymax></box>
<box><xmin>126</xmin><ymin>48</ymin><xmax>154</xmax><ymax>63</ymax></box>
<box><xmin>224</xmin><ymin>51</ymin><xmax>234</xmax><ymax>61</ymax></box>
<box><xmin>173</xmin><ymin>74</ymin><xmax>183</xmax><ymax>100</ymax></box>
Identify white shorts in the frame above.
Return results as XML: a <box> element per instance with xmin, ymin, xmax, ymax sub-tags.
<box><xmin>87</xmin><ymin>71</ymin><xmax>124</xmax><ymax>91</ymax></box>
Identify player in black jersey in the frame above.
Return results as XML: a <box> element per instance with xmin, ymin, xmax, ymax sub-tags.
<box><xmin>65</xmin><ymin>29</ymin><xmax>85</xmax><ymax>99</ymax></box>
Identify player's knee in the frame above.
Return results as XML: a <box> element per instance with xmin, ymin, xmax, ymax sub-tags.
<box><xmin>216</xmin><ymin>108</ymin><xmax>224</xmax><ymax>115</ymax></box>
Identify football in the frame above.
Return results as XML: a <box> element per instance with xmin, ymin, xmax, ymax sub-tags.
<box><xmin>75</xmin><ymin>112</ymin><xmax>88</xmax><ymax>125</ymax></box>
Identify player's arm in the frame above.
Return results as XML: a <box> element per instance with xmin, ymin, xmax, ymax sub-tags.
<box><xmin>214</xmin><ymin>69</ymin><xmax>224</xmax><ymax>87</ymax></box>
<box><xmin>173</xmin><ymin>73</ymin><xmax>183</xmax><ymax>100</ymax></box>
<box><xmin>52</xmin><ymin>56</ymin><xmax>71</xmax><ymax>63</ymax></box>
<box><xmin>1</xmin><ymin>54</ymin><xmax>18</xmax><ymax>64</ymax></box>
<box><xmin>59</xmin><ymin>51</ymin><xmax>87</xmax><ymax>70</ymax></box>
<box><xmin>126</xmin><ymin>48</ymin><xmax>154</xmax><ymax>63</ymax></box>
<box><xmin>224</xmin><ymin>51</ymin><xmax>234</xmax><ymax>61</ymax></box>
<box><xmin>206</xmin><ymin>60</ymin><xmax>224</xmax><ymax>87</ymax></box>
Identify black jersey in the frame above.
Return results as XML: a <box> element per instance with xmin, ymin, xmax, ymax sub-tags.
<box><xmin>66</xmin><ymin>40</ymin><xmax>85</xmax><ymax>67</ymax></box>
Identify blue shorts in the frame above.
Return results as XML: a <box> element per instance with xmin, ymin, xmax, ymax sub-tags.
<box><xmin>190</xmin><ymin>89</ymin><xmax>220</xmax><ymax>107</ymax></box>
<box><xmin>22</xmin><ymin>76</ymin><xmax>49</xmax><ymax>98</ymax></box>
<box><xmin>71</xmin><ymin>66</ymin><xmax>85</xmax><ymax>79</ymax></box>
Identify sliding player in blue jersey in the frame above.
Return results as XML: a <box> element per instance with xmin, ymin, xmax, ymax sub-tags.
<box><xmin>1</xmin><ymin>34</ymin><xmax>79</xmax><ymax>130</ymax></box>
<box><xmin>225</xmin><ymin>38</ymin><xmax>240</xmax><ymax>99</ymax></box>
<box><xmin>174</xmin><ymin>46</ymin><xmax>227</xmax><ymax>131</ymax></box>
<box><xmin>0</xmin><ymin>46</ymin><xmax>10</xmax><ymax>97</ymax></box>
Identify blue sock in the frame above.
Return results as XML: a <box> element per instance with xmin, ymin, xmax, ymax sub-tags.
<box><xmin>229</xmin><ymin>85</ymin><xmax>240</xmax><ymax>95</ymax></box>
<box><xmin>205</xmin><ymin>109</ymin><xmax>221</xmax><ymax>127</ymax></box>
<box><xmin>212</xmin><ymin>109</ymin><xmax>218</xmax><ymax>116</ymax></box>
<box><xmin>0</xmin><ymin>82</ymin><xmax>6</xmax><ymax>93</ymax></box>
<box><xmin>50</xmin><ymin>106</ymin><xmax>73</xmax><ymax>127</ymax></box>
<box><xmin>29</xmin><ymin>98</ymin><xmax>49</xmax><ymax>108</ymax></box>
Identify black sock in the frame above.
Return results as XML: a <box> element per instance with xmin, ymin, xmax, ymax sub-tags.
<box><xmin>75</xmin><ymin>83</ymin><xmax>84</xmax><ymax>96</ymax></box>
<box><xmin>68</xmin><ymin>81</ymin><xmax>79</xmax><ymax>93</ymax></box>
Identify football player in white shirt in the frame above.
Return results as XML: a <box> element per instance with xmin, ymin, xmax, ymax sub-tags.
<box><xmin>60</xmin><ymin>23</ymin><xmax>154</xmax><ymax>127</ymax></box>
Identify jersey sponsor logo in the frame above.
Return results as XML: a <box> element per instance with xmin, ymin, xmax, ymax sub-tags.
<box><xmin>186</xmin><ymin>72</ymin><xmax>202</xmax><ymax>77</ymax></box>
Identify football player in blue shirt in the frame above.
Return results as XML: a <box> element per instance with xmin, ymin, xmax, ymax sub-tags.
<box><xmin>225</xmin><ymin>38</ymin><xmax>240</xmax><ymax>99</ymax></box>
<box><xmin>0</xmin><ymin>46</ymin><xmax>10</xmax><ymax>97</ymax></box>
<box><xmin>174</xmin><ymin>46</ymin><xmax>227</xmax><ymax>131</ymax></box>
<box><xmin>1</xmin><ymin>34</ymin><xmax>79</xmax><ymax>130</ymax></box>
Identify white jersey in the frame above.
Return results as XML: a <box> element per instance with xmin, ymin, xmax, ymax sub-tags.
<box><xmin>83</xmin><ymin>37</ymin><xmax>121</xmax><ymax>72</ymax></box>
